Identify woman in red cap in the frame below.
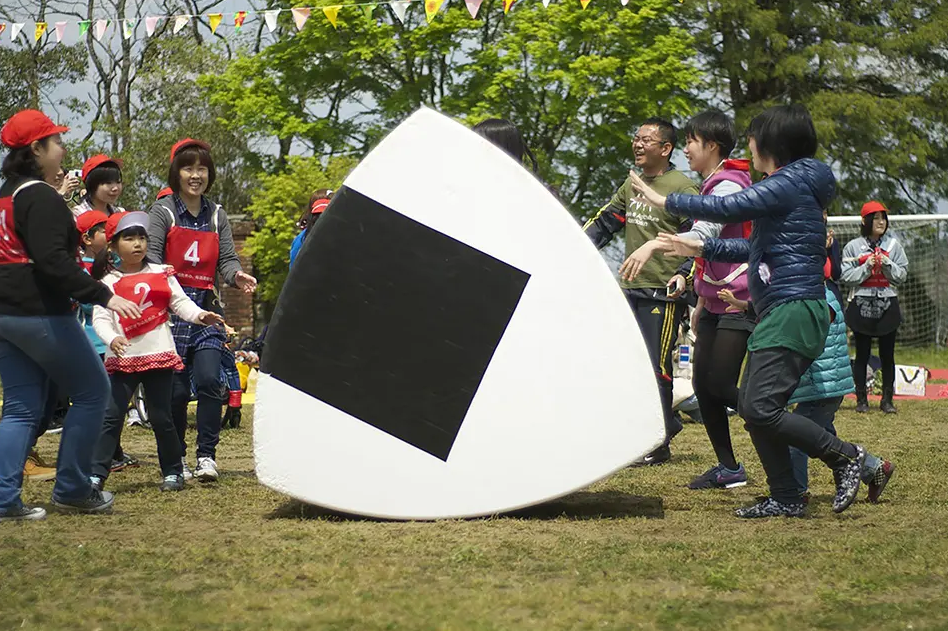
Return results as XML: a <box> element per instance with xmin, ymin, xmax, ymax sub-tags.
<box><xmin>841</xmin><ymin>201</ymin><xmax>908</xmax><ymax>414</ymax></box>
<box><xmin>72</xmin><ymin>154</ymin><xmax>125</xmax><ymax>219</ymax></box>
<box><xmin>0</xmin><ymin>109</ymin><xmax>141</xmax><ymax>522</ymax></box>
<box><xmin>289</xmin><ymin>189</ymin><xmax>333</xmax><ymax>268</ymax></box>
<box><xmin>146</xmin><ymin>138</ymin><xmax>256</xmax><ymax>483</ymax></box>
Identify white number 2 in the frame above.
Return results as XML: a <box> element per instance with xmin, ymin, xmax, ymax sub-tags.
<box><xmin>184</xmin><ymin>241</ymin><xmax>200</xmax><ymax>266</ymax></box>
<box><xmin>134</xmin><ymin>283</ymin><xmax>154</xmax><ymax>311</ymax></box>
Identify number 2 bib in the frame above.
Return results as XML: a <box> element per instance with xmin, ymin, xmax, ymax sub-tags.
<box><xmin>163</xmin><ymin>206</ymin><xmax>220</xmax><ymax>290</ymax></box>
<box><xmin>114</xmin><ymin>272</ymin><xmax>172</xmax><ymax>339</ymax></box>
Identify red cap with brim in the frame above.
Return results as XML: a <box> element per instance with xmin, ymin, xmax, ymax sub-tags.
<box><xmin>1</xmin><ymin>110</ymin><xmax>69</xmax><ymax>149</ymax></box>
<box><xmin>76</xmin><ymin>210</ymin><xmax>110</xmax><ymax>236</ymax></box>
<box><xmin>170</xmin><ymin>138</ymin><xmax>211</xmax><ymax>163</ymax></box>
<box><xmin>861</xmin><ymin>201</ymin><xmax>888</xmax><ymax>218</ymax></box>
<box><xmin>81</xmin><ymin>154</ymin><xmax>123</xmax><ymax>182</ymax></box>
<box><xmin>311</xmin><ymin>198</ymin><xmax>331</xmax><ymax>215</ymax></box>
<box><xmin>104</xmin><ymin>211</ymin><xmax>149</xmax><ymax>242</ymax></box>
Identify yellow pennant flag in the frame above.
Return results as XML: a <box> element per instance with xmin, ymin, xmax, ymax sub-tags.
<box><xmin>323</xmin><ymin>5</ymin><xmax>341</xmax><ymax>28</ymax></box>
<box><xmin>35</xmin><ymin>22</ymin><xmax>47</xmax><ymax>41</ymax></box>
<box><xmin>425</xmin><ymin>0</ymin><xmax>445</xmax><ymax>23</ymax></box>
<box><xmin>580</xmin><ymin>0</ymin><xmax>591</xmax><ymax>8</ymax></box>
<box><xmin>503</xmin><ymin>0</ymin><xmax>516</xmax><ymax>13</ymax></box>
<box><xmin>208</xmin><ymin>13</ymin><xmax>223</xmax><ymax>33</ymax></box>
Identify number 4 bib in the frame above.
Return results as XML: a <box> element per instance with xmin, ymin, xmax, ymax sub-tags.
<box><xmin>114</xmin><ymin>272</ymin><xmax>172</xmax><ymax>339</ymax></box>
<box><xmin>164</xmin><ymin>206</ymin><xmax>220</xmax><ymax>290</ymax></box>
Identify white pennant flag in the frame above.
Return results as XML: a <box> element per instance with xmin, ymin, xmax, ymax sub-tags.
<box><xmin>620</xmin><ymin>0</ymin><xmax>629</xmax><ymax>4</ymax></box>
<box><xmin>145</xmin><ymin>16</ymin><xmax>160</xmax><ymax>36</ymax></box>
<box><xmin>264</xmin><ymin>9</ymin><xmax>280</xmax><ymax>32</ymax></box>
<box><xmin>542</xmin><ymin>0</ymin><xmax>553</xmax><ymax>6</ymax></box>
<box><xmin>291</xmin><ymin>7</ymin><xmax>310</xmax><ymax>30</ymax></box>
<box><xmin>94</xmin><ymin>19</ymin><xmax>108</xmax><ymax>41</ymax></box>
<box><xmin>465</xmin><ymin>0</ymin><xmax>482</xmax><ymax>18</ymax></box>
<box><xmin>11</xmin><ymin>23</ymin><xmax>24</xmax><ymax>41</ymax></box>
<box><xmin>173</xmin><ymin>15</ymin><xmax>189</xmax><ymax>34</ymax></box>
<box><xmin>391</xmin><ymin>0</ymin><xmax>410</xmax><ymax>23</ymax></box>
<box><xmin>54</xmin><ymin>21</ymin><xmax>67</xmax><ymax>42</ymax></box>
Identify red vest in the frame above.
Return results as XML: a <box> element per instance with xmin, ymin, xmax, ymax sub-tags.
<box><xmin>113</xmin><ymin>272</ymin><xmax>172</xmax><ymax>339</ymax></box>
<box><xmin>162</xmin><ymin>205</ymin><xmax>220</xmax><ymax>290</ymax></box>
<box><xmin>0</xmin><ymin>181</ymin><xmax>44</xmax><ymax>265</ymax></box>
<box><xmin>858</xmin><ymin>249</ymin><xmax>890</xmax><ymax>288</ymax></box>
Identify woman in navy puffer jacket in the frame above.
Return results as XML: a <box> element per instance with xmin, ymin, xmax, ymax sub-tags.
<box><xmin>628</xmin><ymin>105</ymin><xmax>882</xmax><ymax>519</ymax></box>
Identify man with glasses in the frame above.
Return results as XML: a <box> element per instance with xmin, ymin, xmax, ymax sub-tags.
<box><xmin>583</xmin><ymin>118</ymin><xmax>699</xmax><ymax>466</ymax></box>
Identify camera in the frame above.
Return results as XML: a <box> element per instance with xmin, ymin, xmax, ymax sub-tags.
<box><xmin>68</xmin><ymin>169</ymin><xmax>82</xmax><ymax>180</ymax></box>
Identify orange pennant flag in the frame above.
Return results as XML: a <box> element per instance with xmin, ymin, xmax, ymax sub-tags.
<box><xmin>322</xmin><ymin>5</ymin><xmax>341</xmax><ymax>28</ymax></box>
<box><xmin>208</xmin><ymin>13</ymin><xmax>223</xmax><ymax>33</ymax></box>
<box><xmin>34</xmin><ymin>22</ymin><xmax>47</xmax><ymax>41</ymax></box>
<box><xmin>580</xmin><ymin>0</ymin><xmax>591</xmax><ymax>8</ymax></box>
<box><xmin>503</xmin><ymin>0</ymin><xmax>515</xmax><ymax>13</ymax></box>
<box><xmin>425</xmin><ymin>0</ymin><xmax>445</xmax><ymax>23</ymax></box>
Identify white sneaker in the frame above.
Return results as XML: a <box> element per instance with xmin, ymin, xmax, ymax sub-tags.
<box><xmin>195</xmin><ymin>457</ymin><xmax>219</xmax><ymax>483</ymax></box>
<box><xmin>126</xmin><ymin>409</ymin><xmax>143</xmax><ymax>427</ymax></box>
<box><xmin>181</xmin><ymin>458</ymin><xmax>194</xmax><ymax>481</ymax></box>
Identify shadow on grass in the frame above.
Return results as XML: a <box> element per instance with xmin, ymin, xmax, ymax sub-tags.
<box><xmin>267</xmin><ymin>490</ymin><xmax>664</xmax><ymax>522</ymax></box>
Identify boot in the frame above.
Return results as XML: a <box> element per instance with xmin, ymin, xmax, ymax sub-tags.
<box><xmin>880</xmin><ymin>388</ymin><xmax>897</xmax><ymax>414</ymax></box>
<box><xmin>855</xmin><ymin>389</ymin><xmax>870</xmax><ymax>413</ymax></box>
<box><xmin>24</xmin><ymin>451</ymin><xmax>56</xmax><ymax>482</ymax></box>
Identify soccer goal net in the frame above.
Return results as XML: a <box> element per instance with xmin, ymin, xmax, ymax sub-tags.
<box><xmin>828</xmin><ymin>215</ymin><xmax>948</xmax><ymax>348</ymax></box>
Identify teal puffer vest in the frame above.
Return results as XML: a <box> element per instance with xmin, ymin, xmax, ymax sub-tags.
<box><xmin>789</xmin><ymin>285</ymin><xmax>855</xmax><ymax>404</ymax></box>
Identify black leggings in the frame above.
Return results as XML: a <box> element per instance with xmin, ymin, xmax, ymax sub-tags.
<box><xmin>693</xmin><ymin>313</ymin><xmax>751</xmax><ymax>471</ymax></box>
<box><xmin>853</xmin><ymin>331</ymin><xmax>897</xmax><ymax>393</ymax></box>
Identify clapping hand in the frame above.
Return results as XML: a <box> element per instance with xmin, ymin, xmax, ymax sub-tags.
<box><xmin>655</xmin><ymin>232</ymin><xmax>703</xmax><ymax>257</ymax></box>
<box><xmin>627</xmin><ymin>170</ymin><xmax>667</xmax><ymax>209</ymax></box>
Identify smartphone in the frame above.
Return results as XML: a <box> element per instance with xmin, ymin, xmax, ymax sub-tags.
<box><xmin>68</xmin><ymin>169</ymin><xmax>82</xmax><ymax>180</ymax></box>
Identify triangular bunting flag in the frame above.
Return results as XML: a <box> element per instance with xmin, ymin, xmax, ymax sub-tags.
<box><xmin>292</xmin><ymin>7</ymin><xmax>311</xmax><ymax>30</ymax></box>
<box><xmin>54</xmin><ymin>21</ymin><xmax>67</xmax><ymax>42</ymax></box>
<box><xmin>321</xmin><ymin>6</ymin><xmax>340</xmax><ymax>28</ymax></box>
<box><xmin>0</xmin><ymin>24</ymin><xmax>5</xmax><ymax>39</ymax></box>
<box><xmin>122</xmin><ymin>18</ymin><xmax>135</xmax><ymax>39</ymax></box>
<box><xmin>424</xmin><ymin>0</ymin><xmax>445</xmax><ymax>23</ymax></box>
<box><xmin>11</xmin><ymin>23</ymin><xmax>24</xmax><ymax>41</ymax></box>
<box><xmin>579</xmin><ymin>0</ymin><xmax>591</xmax><ymax>8</ymax></box>
<box><xmin>235</xmin><ymin>11</ymin><xmax>247</xmax><ymax>31</ymax></box>
<box><xmin>173</xmin><ymin>15</ymin><xmax>189</xmax><ymax>34</ymax></box>
<box><xmin>78</xmin><ymin>21</ymin><xmax>90</xmax><ymax>37</ymax></box>
<box><xmin>621</xmin><ymin>0</ymin><xmax>629</xmax><ymax>4</ymax></box>
<box><xmin>465</xmin><ymin>0</ymin><xmax>482</xmax><ymax>18</ymax></box>
<box><xmin>145</xmin><ymin>16</ymin><xmax>159</xmax><ymax>36</ymax></box>
<box><xmin>362</xmin><ymin>4</ymin><xmax>376</xmax><ymax>20</ymax></box>
<box><xmin>264</xmin><ymin>9</ymin><xmax>280</xmax><ymax>32</ymax></box>
<box><xmin>542</xmin><ymin>0</ymin><xmax>552</xmax><ymax>6</ymax></box>
<box><xmin>503</xmin><ymin>0</ymin><xmax>516</xmax><ymax>13</ymax></box>
<box><xmin>94</xmin><ymin>19</ymin><xmax>109</xmax><ymax>41</ymax></box>
<box><xmin>34</xmin><ymin>22</ymin><xmax>47</xmax><ymax>41</ymax></box>
<box><xmin>390</xmin><ymin>1</ymin><xmax>410</xmax><ymax>23</ymax></box>
<box><xmin>208</xmin><ymin>13</ymin><xmax>223</xmax><ymax>34</ymax></box>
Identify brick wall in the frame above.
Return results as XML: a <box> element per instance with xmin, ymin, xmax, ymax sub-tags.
<box><xmin>221</xmin><ymin>214</ymin><xmax>255</xmax><ymax>340</ymax></box>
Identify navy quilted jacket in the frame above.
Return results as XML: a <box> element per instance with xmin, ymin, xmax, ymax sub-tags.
<box><xmin>666</xmin><ymin>158</ymin><xmax>835</xmax><ymax>319</ymax></box>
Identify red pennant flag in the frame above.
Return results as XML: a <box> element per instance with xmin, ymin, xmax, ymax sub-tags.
<box><xmin>235</xmin><ymin>11</ymin><xmax>247</xmax><ymax>31</ymax></box>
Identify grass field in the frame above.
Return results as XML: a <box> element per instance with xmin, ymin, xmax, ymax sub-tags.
<box><xmin>2</xmin><ymin>396</ymin><xmax>948</xmax><ymax>631</ymax></box>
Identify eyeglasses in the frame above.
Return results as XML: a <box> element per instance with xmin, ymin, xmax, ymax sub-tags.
<box><xmin>632</xmin><ymin>136</ymin><xmax>667</xmax><ymax>147</ymax></box>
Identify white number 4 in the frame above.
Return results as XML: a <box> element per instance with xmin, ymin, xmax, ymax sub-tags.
<box><xmin>134</xmin><ymin>283</ymin><xmax>154</xmax><ymax>311</ymax></box>
<box><xmin>184</xmin><ymin>240</ymin><xmax>200</xmax><ymax>266</ymax></box>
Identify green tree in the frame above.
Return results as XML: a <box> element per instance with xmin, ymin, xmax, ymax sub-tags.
<box><xmin>688</xmin><ymin>0</ymin><xmax>948</xmax><ymax>212</ymax></box>
<box><xmin>243</xmin><ymin>155</ymin><xmax>358</xmax><ymax>303</ymax></box>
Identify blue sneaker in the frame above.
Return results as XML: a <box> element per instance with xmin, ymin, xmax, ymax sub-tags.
<box><xmin>688</xmin><ymin>463</ymin><xmax>748</xmax><ymax>490</ymax></box>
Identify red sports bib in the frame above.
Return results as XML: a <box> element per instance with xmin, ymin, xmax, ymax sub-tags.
<box><xmin>165</xmin><ymin>225</ymin><xmax>219</xmax><ymax>290</ymax></box>
<box><xmin>857</xmin><ymin>248</ymin><xmax>891</xmax><ymax>288</ymax></box>
<box><xmin>0</xmin><ymin>195</ymin><xmax>32</xmax><ymax>265</ymax></box>
<box><xmin>114</xmin><ymin>272</ymin><xmax>172</xmax><ymax>339</ymax></box>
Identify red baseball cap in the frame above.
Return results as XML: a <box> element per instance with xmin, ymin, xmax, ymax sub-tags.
<box><xmin>170</xmin><ymin>138</ymin><xmax>211</xmax><ymax>163</ymax></box>
<box><xmin>75</xmin><ymin>210</ymin><xmax>109</xmax><ymax>236</ymax></box>
<box><xmin>156</xmin><ymin>187</ymin><xmax>173</xmax><ymax>200</ymax></box>
<box><xmin>310</xmin><ymin>197</ymin><xmax>331</xmax><ymax>215</ymax></box>
<box><xmin>1</xmin><ymin>110</ymin><xmax>70</xmax><ymax>149</ymax></box>
<box><xmin>104</xmin><ymin>211</ymin><xmax>149</xmax><ymax>242</ymax></box>
<box><xmin>81</xmin><ymin>154</ymin><xmax>123</xmax><ymax>182</ymax></box>
<box><xmin>861</xmin><ymin>201</ymin><xmax>888</xmax><ymax>218</ymax></box>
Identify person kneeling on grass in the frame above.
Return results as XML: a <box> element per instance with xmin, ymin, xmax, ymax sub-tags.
<box><xmin>629</xmin><ymin>104</ymin><xmax>885</xmax><ymax>518</ymax></box>
<box><xmin>91</xmin><ymin>212</ymin><xmax>225</xmax><ymax>493</ymax></box>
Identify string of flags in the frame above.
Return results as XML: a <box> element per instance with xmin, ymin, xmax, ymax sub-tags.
<box><xmin>0</xmin><ymin>0</ymin><xmax>645</xmax><ymax>42</ymax></box>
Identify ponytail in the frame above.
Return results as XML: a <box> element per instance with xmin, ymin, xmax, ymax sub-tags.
<box><xmin>90</xmin><ymin>247</ymin><xmax>113</xmax><ymax>280</ymax></box>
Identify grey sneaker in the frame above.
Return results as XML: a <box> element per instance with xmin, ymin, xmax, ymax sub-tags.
<box><xmin>160</xmin><ymin>475</ymin><xmax>185</xmax><ymax>492</ymax></box>
<box><xmin>832</xmin><ymin>445</ymin><xmax>867</xmax><ymax>514</ymax></box>
<box><xmin>181</xmin><ymin>458</ymin><xmax>193</xmax><ymax>481</ymax></box>
<box><xmin>688</xmin><ymin>463</ymin><xmax>748</xmax><ymax>490</ymax></box>
<box><xmin>52</xmin><ymin>489</ymin><xmax>114</xmax><ymax>514</ymax></box>
<box><xmin>89</xmin><ymin>475</ymin><xmax>104</xmax><ymax>492</ymax></box>
<box><xmin>0</xmin><ymin>505</ymin><xmax>47</xmax><ymax>522</ymax></box>
<box><xmin>195</xmin><ymin>457</ymin><xmax>219</xmax><ymax>483</ymax></box>
<box><xmin>735</xmin><ymin>496</ymin><xmax>806</xmax><ymax>519</ymax></box>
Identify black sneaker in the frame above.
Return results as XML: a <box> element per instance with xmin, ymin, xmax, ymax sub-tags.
<box><xmin>734</xmin><ymin>496</ymin><xmax>806</xmax><ymax>518</ymax></box>
<box><xmin>89</xmin><ymin>476</ymin><xmax>104</xmax><ymax>492</ymax></box>
<box><xmin>630</xmin><ymin>445</ymin><xmax>671</xmax><ymax>467</ymax></box>
<box><xmin>867</xmin><ymin>460</ymin><xmax>895</xmax><ymax>503</ymax></box>
<box><xmin>687</xmin><ymin>463</ymin><xmax>748</xmax><ymax>490</ymax></box>
<box><xmin>831</xmin><ymin>445</ymin><xmax>867</xmax><ymax>513</ymax></box>
<box><xmin>159</xmin><ymin>475</ymin><xmax>185</xmax><ymax>492</ymax></box>
<box><xmin>110</xmin><ymin>454</ymin><xmax>139</xmax><ymax>473</ymax></box>
<box><xmin>0</xmin><ymin>505</ymin><xmax>47</xmax><ymax>522</ymax></box>
<box><xmin>52</xmin><ymin>489</ymin><xmax>114</xmax><ymax>514</ymax></box>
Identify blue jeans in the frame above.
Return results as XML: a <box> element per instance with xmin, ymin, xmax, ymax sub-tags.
<box><xmin>790</xmin><ymin>396</ymin><xmax>882</xmax><ymax>494</ymax></box>
<box><xmin>0</xmin><ymin>315</ymin><xmax>109</xmax><ymax>509</ymax></box>
<box><xmin>172</xmin><ymin>347</ymin><xmax>224</xmax><ymax>460</ymax></box>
